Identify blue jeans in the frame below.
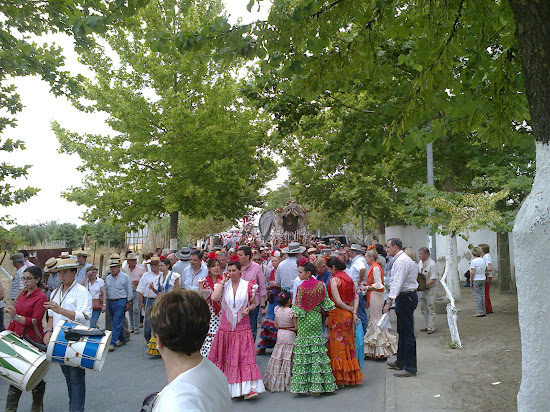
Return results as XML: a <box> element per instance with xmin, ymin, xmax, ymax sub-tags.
<box><xmin>142</xmin><ymin>297</ymin><xmax>155</xmax><ymax>341</ymax></box>
<box><xmin>249</xmin><ymin>305</ymin><xmax>260</xmax><ymax>341</ymax></box>
<box><xmin>357</xmin><ymin>292</ymin><xmax>368</xmax><ymax>335</ymax></box>
<box><xmin>91</xmin><ymin>309</ymin><xmax>101</xmax><ymax>326</ymax></box>
<box><xmin>60</xmin><ymin>365</ymin><xmax>86</xmax><ymax>412</ymax></box>
<box><xmin>395</xmin><ymin>291</ymin><xmax>418</xmax><ymax>373</ymax></box>
<box><xmin>108</xmin><ymin>298</ymin><xmax>127</xmax><ymax>345</ymax></box>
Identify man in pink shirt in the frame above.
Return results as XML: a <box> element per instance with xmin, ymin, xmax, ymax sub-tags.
<box><xmin>123</xmin><ymin>253</ymin><xmax>146</xmax><ymax>333</ymax></box>
<box><xmin>237</xmin><ymin>246</ymin><xmax>267</xmax><ymax>341</ymax></box>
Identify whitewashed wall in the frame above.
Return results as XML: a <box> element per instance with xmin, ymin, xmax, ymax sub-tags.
<box><xmin>385</xmin><ymin>225</ymin><xmax>513</xmax><ymax>283</ymax></box>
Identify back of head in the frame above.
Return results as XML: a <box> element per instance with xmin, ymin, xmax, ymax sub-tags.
<box><xmin>472</xmin><ymin>247</ymin><xmax>483</xmax><ymax>258</ymax></box>
<box><xmin>150</xmin><ymin>289</ymin><xmax>210</xmax><ymax>356</ymax></box>
<box><xmin>326</xmin><ymin>256</ymin><xmax>346</xmax><ymax>271</ymax></box>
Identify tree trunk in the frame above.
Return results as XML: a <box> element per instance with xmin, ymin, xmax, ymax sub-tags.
<box><xmin>439</xmin><ymin>233</ymin><xmax>462</xmax><ymax>347</ymax></box>
<box><xmin>169</xmin><ymin>211</ymin><xmax>178</xmax><ymax>251</ymax></box>
<box><xmin>445</xmin><ymin>234</ymin><xmax>461</xmax><ymax>300</ymax></box>
<box><xmin>513</xmin><ymin>143</ymin><xmax>550</xmax><ymax>410</ymax></box>
<box><xmin>378</xmin><ymin>220</ymin><xmax>386</xmax><ymax>245</ymax></box>
<box><xmin>509</xmin><ymin>1</ymin><xmax>550</xmax><ymax>410</ymax></box>
<box><xmin>497</xmin><ymin>231</ymin><xmax>514</xmax><ymax>293</ymax></box>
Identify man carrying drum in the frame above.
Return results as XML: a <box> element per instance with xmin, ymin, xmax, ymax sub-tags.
<box><xmin>44</xmin><ymin>258</ymin><xmax>92</xmax><ymax>412</ymax></box>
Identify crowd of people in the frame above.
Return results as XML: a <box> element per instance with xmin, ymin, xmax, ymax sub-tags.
<box><xmin>0</xmin><ymin>236</ymin><xmax>495</xmax><ymax>410</ymax></box>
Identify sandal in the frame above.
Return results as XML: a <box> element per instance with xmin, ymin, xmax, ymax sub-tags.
<box><xmin>473</xmin><ymin>313</ymin><xmax>486</xmax><ymax>317</ymax></box>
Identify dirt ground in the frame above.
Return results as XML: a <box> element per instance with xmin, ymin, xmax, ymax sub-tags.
<box><xmin>393</xmin><ymin>285</ymin><xmax>521</xmax><ymax>412</ymax></box>
<box><xmin>447</xmin><ymin>287</ymin><xmax>520</xmax><ymax>411</ymax></box>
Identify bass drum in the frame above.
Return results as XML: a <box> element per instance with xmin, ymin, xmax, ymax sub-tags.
<box><xmin>46</xmin><ymin>320</ymin><xmax>111</xmax><ymax>371</ymax></box>
<box><xmin>0</xmin><ymin>331</ymin><xmax>49</xmax><ymax>391</ymax></box>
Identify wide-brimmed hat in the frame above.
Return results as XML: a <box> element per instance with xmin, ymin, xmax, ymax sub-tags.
<box><xmin>56</xmin><ymin>258</ymin><xmax>84</xmax><ymax>271</ymax></box>
<box><xmin>60</xmin><ymin>251</ymin><xmax>71</xmax><ymax>258</ymax></box>
<box><xmin>281</xmin><ymin>242</ymin><xmax>306</xmax><ymax>254</ymax></box>
<box><xmin>109</xmin><ymin>258</ymin><xmax>121</xmax><ymax>267</ymax></box>
<box><xmin>86</xmin><ymin>265</ymin><xmax>98</xmax><ymax>273</ymax></box>
<box><xmin>126</xmin><ymin>253</ymin><xmax>139</xmax><ymax>260</ymax></box>
<box><xmin>76</xmin><ymin>250</ymin><xmax>89</xmax><ymax>257</ymax></box>
<box><xmin>110</xmin><ymin>253</ymin><xmax>121</xmax><ymax>260</ymax></box>
<box><xmin>149</xmin><ymin>256</ymin><xmax>160</xmax><ymax>264</ymax></box>
<box><xmin>175</xmin><ymin>247</ymin><xmax>191</xmax><ymax>260</ymax></box>
<box><xmin>43</xmin><ymin>257</ymin><xmax>59</xmax><ymax>273</ymax></box>
<box><xmin>10</xmin><ymin>252</ymin><xmax>24</xmax><ymax>262</ymax></box>
<box><xmin>307</xmin><ymin>247</ymin><xmax>318</xmax><ymax>254</ymax></box>
<box><xmin>350</xmin><ymin>244</ymin><xmax>363</xmax><ymax>253</ymax></box>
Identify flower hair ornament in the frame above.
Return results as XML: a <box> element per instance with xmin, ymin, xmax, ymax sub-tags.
<box><xmin>299</xmin><ymin>257</ymin><xmax>309</xmax><ymax>266</ymax></box>
<box><xmin>368</xmin><ymin>244</ymin><xmax>376</xmax><ymax>250</ymax></box>
<box><xmin>207</xmin><ymin>252</ymin><xmax>218</xmax><ymax>260</ymax></box>
<box><xmin>229</xmin><ymin>254</ymin><xmax>240</xmax><ymax>262</ymax></box>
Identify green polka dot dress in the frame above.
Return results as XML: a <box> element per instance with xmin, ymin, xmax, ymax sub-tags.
<box><xmin>291</xmin><ymin>286</ymin><xmax>338</xmax><ymax>394</ymax></box>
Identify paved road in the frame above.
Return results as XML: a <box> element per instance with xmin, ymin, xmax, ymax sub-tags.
<box><xmin>0</xmin><ymin>319</ymin><xmax>386</xmax><ymax>411</ymax></box>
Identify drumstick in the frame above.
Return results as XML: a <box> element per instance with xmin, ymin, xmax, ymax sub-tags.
<box><xmin>142</xmin><ymin>283</ymin><xmax>152</xmax><ymax>359</ymax></box>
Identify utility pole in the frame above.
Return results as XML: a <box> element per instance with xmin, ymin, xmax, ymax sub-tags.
<box><xmin>427</xmin><ymin>141</ymin><xmax>437</xmax><ymax>259</ymax></box>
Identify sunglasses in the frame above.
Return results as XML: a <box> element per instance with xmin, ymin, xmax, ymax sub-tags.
<box><xmin>140</xmin><ymin>392</ymin><xmax>158</xmax><ymax>412</ymax></box>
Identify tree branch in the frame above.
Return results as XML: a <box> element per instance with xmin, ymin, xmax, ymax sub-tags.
<box><xmin>325</xmin><ymin>91</ymin><xmax>374</xmax><ymax>114</ymax></box>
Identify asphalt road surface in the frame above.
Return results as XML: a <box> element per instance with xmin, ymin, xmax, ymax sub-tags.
<box><xmin>0</xmin><ymin>318</ymin><xmax>386</xmax><ymax>412</ymax></box>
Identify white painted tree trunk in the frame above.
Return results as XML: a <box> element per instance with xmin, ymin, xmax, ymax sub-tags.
<box><xmin>513</xmin><ymin>142</ymin><xmax>550</xmax><ymax>411</ymax></box>
<box><xmin>440</xmin><ymin>234</ymin><xmax>462</xmax><ymax>348</ymax></box>
<box><xmin>445</xmin><ymin>234</ymin><xmax>462</xmax><ymax>300</ymax></box>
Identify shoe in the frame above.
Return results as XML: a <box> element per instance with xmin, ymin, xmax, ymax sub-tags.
<box><xmin>256</xmin><ymin>348</ymin><xmax>266</xmax><ymax>355</ymax></box>
<box><xmin>387</xmin><ymin>360</ymin><xmax>402</xmax><ymax>370</ymax></box>
<box><xmin>473</xmin><ymin>313</ymin><xmax>486</xmax><ymax>317</ymax></box>
<box><xmin>427</xmin><ymin>329</ymin><xmax>434</xmax><ymax>334</ymax></box>
<box><xmin>108</xmin><ymin>345</ymin><xmax>115</xmax><ymax>352</ymax></box>
<box><xmin>394</xmin><ymin>370</ymin><xmax>416</xmax><ymax>377</ymax></box>
<box><xmin>116</xmin><ymin>340</ymin><xmax>127</xmax><ymax>347</ymax></box>
<box><xmin>244</xmin><ymin>391</ymin><xmax>258</xmax><ymax>400</ymax></box>
<box><xmin>133</xmin><ymin>328</ymin><xmax>140</xmax><ymax>334</ymax></box>
<box><xmin>420</xmin><ymin>328</ymin><xmax>428</xmax><ymax>332</ymax></box>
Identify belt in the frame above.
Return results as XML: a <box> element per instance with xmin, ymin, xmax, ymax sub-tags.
<box><xmin>398</xmin><ymin>290</ymin><xmax>416</xmax><ymax>297</ymax></box>
<box><xmin>108</xmin><ymin>298</ymin><xmax>127</xmax><ymax>301</ymax></box>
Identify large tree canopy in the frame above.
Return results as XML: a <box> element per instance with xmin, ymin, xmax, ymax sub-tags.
<box><xmin>55</xmin><ymin>0</ymin><xmax>277</xmax><ymax>231</ymax></box>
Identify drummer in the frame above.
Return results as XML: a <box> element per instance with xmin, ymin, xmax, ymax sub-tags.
<box><xmin>5</xmin><ymin>266</ymin><xmax>48</xmax><ymax>412</ymax></box>
<box><xmin>43</xmin><ymin>258</ymin><xmax>92</xmax><ymax>412</ymax></box>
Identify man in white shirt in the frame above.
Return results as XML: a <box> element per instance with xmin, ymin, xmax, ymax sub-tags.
<box><xmin>44</xmin><ymin>258</ymin><xmax>92</xmax><ymax>412</ymax></box>
<box><xmin>8</xmin><ymin>253</ymin><xmax>25</xmax><ymax>300</ymax></box>
<box><xmin>171</xmin><ymin>248</ymin><xmax>191</xmax><ymax>275</ymax></box>
<box><xmin>182</xmin><ymin>250</ymin><xmax>208</xmax><ymax>291</ymax></box>
<box><xmin>347</xmin><ymin>244</ymin><xmax>368</xmax><ymax>335</ymax></box>
<box><xmin>137</xmin><ymin>257</ymin><xmax>160</xmax><ymax>342</ymax></box>
<box><xmin>418</xmin><ymin>247</ymin><xmax>439</xmax><ymax>334</ymax></box>
<box><xmin>149</xmin><ymin>289</ymin><xmax>230</xmax><ymax>411</ymax></box>
<box><xmin>75</xmin><ymin>251</ymin><xmax>92</xmax><ymax>283</ymax></box>
<box><xmin>384</xmin><ymin>238</ymin><xmax>419</xmax><ymax>377</ymax></box>
<box><xmin>275</xmin><ymin>243</ymin><xmax>304</xmax><ymax>290</ymax></box>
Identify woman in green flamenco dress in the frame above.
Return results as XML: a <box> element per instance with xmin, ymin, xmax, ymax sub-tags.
<box><xmin>291</xmin><ymin>260</ymin><xmax>338</xmax><ymax>395</ymax></box>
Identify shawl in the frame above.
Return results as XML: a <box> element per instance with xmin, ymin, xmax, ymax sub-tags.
<box><xmin>366</xmin><ymin>262</ymin><xmax>385</xmax><ymax>308</ymax></box>
<box><xmin>201</xmin><ymin>275</ymin><xmax>222</xmax><ymax>316</ymax></box>
<box><xmin>157</xmin><ymin>271</ymin><xmax>175</xmax><ymax>293</ymax></box>
<box><xmin>295</xmin><ymin>277</ymin><xmax>326</xmax><ymax>312</ymax></box>
<box><xmin>221</xmin><ymin>278</ymin><xmax>257</xmax><ymax>330</ymax></box>
<box><xmin>329</xmin><ymin>270</ymin><xmax>356</xmax><ymax>305</ymax></box>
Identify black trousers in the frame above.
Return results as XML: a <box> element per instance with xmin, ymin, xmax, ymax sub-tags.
<box><xmin>395</xmin><ymin>291</ymin><xmax>418</xmax><ymax>373</ymax></box>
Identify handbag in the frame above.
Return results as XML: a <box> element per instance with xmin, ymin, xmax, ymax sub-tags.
<box><xmin>355</xmin><ymin>321</ymin><xmax>365</xmax><ymax>369</ymax></box>
<box><xmin>88</xmin><ymin>280</ymin><xmax>103</xmax><ymax>310</ymax></box>
<box><xmin>417</xmin><ymin>272</ymin><xmax>427</xmax><ymax>291</ymax></box>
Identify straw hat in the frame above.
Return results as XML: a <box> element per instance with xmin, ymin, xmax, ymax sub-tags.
<box><xmin>109</xmin><ymin>258</ymin><xmax>121</xmax><ymax>267</ymax></box>
<box><xmin>56</xmin><ymin>258</ymin><xmax>84</xmax><ymax>270</ymax></box>
<box><xmin>307</xmin><ymin>247</ymin><xmax>318</xmax><ymax>254</ymax></box>
<box><xmin>149</xmin><ymin>256</ymin><xmax>160</xmax><ymax>264</ymax></box>
<box><xmin>281</xmin><ymin>242</ymin><xmax>306</xmax><ymax>254</ymax></box>
<box><xmin>43</xmin><ymin>257</ymin><xmax>59</xmax><ymax>273</ymax></box>
<box><xmin>175</xmin><ymin>247</ymin><xmax>191</xmax><ymax>260</ymax></box>
<box><xmin>350</xmin><ymin>244</ymin><xmax>363</xmax><ymax>253</ymax></box>
<box><xmin>126</xmin><ymin>253</ymin><xmax>139</xmax><ymax>260</ymax></box>
<box><xmin>76</xmin><ymin>250</ymin><xmax>89</xmax><ymax>257</ymax></box>
<box><xmin>10</xmin><ymin>252</ymin><xmax>24</xmax><ymax>262</ymax></box>
<box><xmin>60</xmin><ymin>251</ymin><xmax>71</xmax><ymax>258</ymax></box>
